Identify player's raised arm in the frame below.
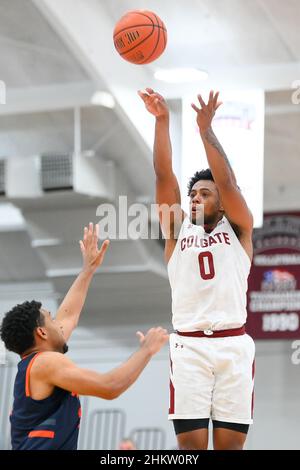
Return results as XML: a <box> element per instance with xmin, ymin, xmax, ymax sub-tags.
<box><xmin>55</xmin><ymin>223</ymin><xmax>110</xmax><ymax>341</ymax></box>
<box><xmin>191</xmin><ymin>91</ymin><xmax>253</xmax><ymax>235</ymax></box>
<box><xmin>138</xmin><ymin>88</ymin><xmax>185</xmax><ymax>260</ymax></box>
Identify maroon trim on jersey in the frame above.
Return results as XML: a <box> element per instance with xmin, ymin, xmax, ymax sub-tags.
<box><xmin>176</xmin><ymin>325</ymin><xmax>246</xmax><ymax>338</ymax></box>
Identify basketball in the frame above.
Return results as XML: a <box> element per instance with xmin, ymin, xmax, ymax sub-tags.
<box><xmin>113</xmin><ymin>10</ymin><xmax>167</xmax><ymax>65</ymax></box>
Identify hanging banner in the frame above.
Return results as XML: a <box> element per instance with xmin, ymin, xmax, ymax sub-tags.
<box><xmin>247</xmin><ymin>212</ymin><xmax>300</xmax><ymax>339</ymax></box>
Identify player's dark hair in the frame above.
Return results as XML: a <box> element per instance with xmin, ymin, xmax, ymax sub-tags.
<box><xmin>0</xmin><ymin>300</ymin><xmax>44</xmax><ymax>355</ymax></box>
<box><xmin>187</xmin><ymin>169</ymin><xmax>214</xmax><ymax>196</ymax></box>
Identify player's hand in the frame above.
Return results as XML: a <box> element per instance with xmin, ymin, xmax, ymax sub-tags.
<box><xmin>138</xmin><ymin>88</ymin><xmax>169</xmax><ymax>119</ymax></box>
<box><xmin>191</xmin><ymin>90</ymin><xmax>223</xmax><ymax>133</ymax></box>
<box><xmin>79</xmin><ymin>223</ymin><xmax>110</xmax><ymax>274</ymax></box>
<box><xmin>136</xmin><ymin>327</ymin><xmax>169</xmax><ymax>356</ymax></box>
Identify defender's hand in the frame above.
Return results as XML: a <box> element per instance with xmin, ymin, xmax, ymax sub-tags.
<box><xmin>136</xmin><ymin>327</ymin><xmax>169</xmax><ymax>356</ymax></box>
<box><xmin>80</xmin><ymin>223</ymin><xmax>110</xmax><ymax>274</ymax></box>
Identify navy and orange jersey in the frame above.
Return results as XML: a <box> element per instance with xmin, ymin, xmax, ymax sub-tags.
<box><xmin>10</xmin><ymin>352</ymin><xmax>81</xmax><ymax>450</ymax></box>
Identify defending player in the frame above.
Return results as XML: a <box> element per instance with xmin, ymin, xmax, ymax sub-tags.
<box><xmin>0</xmin><ymin>223</ymin><xmax>168</xmax><ymax>450</ymax></box>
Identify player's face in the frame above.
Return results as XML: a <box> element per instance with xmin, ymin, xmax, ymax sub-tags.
<box><xmin>40</xmin><ymin>309</ymin><xmax>68</xmax><ymax>354</ymax></box>
<box><xmin>189</xmin><ymin>180</ymin><xmax>223</xmax><ymax>226</ymax></box>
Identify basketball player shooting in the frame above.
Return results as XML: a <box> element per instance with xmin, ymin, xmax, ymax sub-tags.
<box><xmin>138</xmin><ymin>89</ymin><xmax>255</xmax><ymax>450</ymax></box>
<box><xmin>0</xmin><ymin>223</ymin><xmax>168</xmax><ymax>450</ymax></box>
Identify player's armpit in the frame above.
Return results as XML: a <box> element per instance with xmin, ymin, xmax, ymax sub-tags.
<box><xmin>219</xmin><ymin>184</ymin><xmax>253</xmax><ymax>233</ymax></box>
<box><xmin>156</xmin><ymin>173</ymin><xmax>185</xmax><ymax>240</ymax></box>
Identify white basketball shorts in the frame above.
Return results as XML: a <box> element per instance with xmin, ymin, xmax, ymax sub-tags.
<box><xmin>168</xmin><ymin>332</ymin><xmax>255</xmax><ymax>424</ymax></box>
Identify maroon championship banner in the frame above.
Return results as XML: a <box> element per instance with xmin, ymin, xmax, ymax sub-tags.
<box><xmin>246</xmin><ymin>212</ymin><xmax>300</xmax><ymax>339</ymax></box>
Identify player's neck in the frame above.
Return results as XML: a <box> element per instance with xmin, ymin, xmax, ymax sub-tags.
<box><xmin>21</xmin><ymin>345</ymin><xmax>52</xmax><ymax>359</ymax></box>
<box><xmin>204</xmin><ymin>214</ymin><xmax>224</xmax><ymax>233</ymax></box>
<box><xmin>204</xmin><ymin>224</ymin><xmax>214</xmax><ymax>233</ymax></box>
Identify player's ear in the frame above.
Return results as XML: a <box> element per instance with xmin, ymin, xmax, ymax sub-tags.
<box><xmin>35</xmin><ymin>327</ymin><xmax>48</xmax><ymax>341</ymax></box>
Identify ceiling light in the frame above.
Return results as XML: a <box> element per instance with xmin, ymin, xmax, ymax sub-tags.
<box><xmin>154</xmin><ymin>68</ymin><xmax>208</xmax><ymax>84</ymax></box>
<box><xmin>91</xmin><ymin>91</ymin><xmax>115</xmax><ymax>109</ymax></box>
<box><xmin>0</xmin><ymin>203</ymin><xmax>25</xmax><ymax>230</ymax></box>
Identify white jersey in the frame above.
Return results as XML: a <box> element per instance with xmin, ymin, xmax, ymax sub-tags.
<box><xmin>167</xmin><ymin>216</ymin><xmax>251</xmax><ymax>331</ymax></box>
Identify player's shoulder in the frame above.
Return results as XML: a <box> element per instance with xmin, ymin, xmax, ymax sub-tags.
<box><xmin>226</xmin><ymin>217</ymin><xmax>253</xmax><ymax>239</ymax></box>
<box><xmin>30</xmin><ymin>351</ymin><xmax>71</xmax><ymax>376</ymax></box>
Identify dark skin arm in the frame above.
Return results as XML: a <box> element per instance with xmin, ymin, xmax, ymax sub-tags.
<box><xmin>55</xmin><ymin>223</ymin><xmax>110</xmax><ymax>341</ymax></box>
<box><xmin>138</xmin><ymin>88</ymin><xmax>185</xmax><ymax>262</ymax></box>
<box><xmin>191</xmin><ymin>91</ymin><xmax>253</xmax><ymax>260</ymax></box>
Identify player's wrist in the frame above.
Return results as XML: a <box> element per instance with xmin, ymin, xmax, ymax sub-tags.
<box><xmin>80</xmin><ymin>267</ymin><xmax>95</xmax><ymax>278</ymax></box>
<box><xmin>156</xmin><ymin>113</ymin><xmax>169</xmax><ymax>123</ymax></box>
<box><xmin>199</xmin><ymin>124</ymin><xmax>213</xmax><ymax>137</ymax></box>
<box><xmin>140</xmin><ymin>342</ymin><xmax>155</xmax><ymax>358</ymax></box>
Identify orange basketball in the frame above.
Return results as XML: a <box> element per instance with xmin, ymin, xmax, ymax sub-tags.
<box><xmin>113</xmin><ymin>10</ymin><xmax>167</xmax><ymax>65</ymax></box>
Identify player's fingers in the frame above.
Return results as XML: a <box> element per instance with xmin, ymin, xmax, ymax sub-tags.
<box><xmin>145</xmin><ymin>87</ymin><xmax>155</xmax><ymax>94</ymax></box>
<box><xmin>197</xmin><ymin>94</ymin><xmax>207</xmax><ymax>109</ymax></box>
<box><xmin>79</xmin><ymin>240</ymin><xmax>85</xmax><ymax>255</ymax></box>
<box><xmin>95</xmin><ymin>239</ymin><xmax>110</xmax><ymax>265</ymax></box>
<box><xmin>83</xmin><ymin>226</ymin><xmax>88</xmax><ymax>245</ymax></box>
<box><xmin>99</xmin><ymin>239</ymin><xmax>110</xmax><ymax>256</ymax></box>
<box><xmin>139</xmin><ymin>93</ymin><xmax>156</xmax><ymax>108</ymax></box>
<box><xmin>154</xmin><ymin>91</ymin><xmax>165</xmax><ymax>101</ymax></box>
<box><xmin>213</xmin><ymin>91</ymin><xmax>220</xmax><ymax>108</ymax></box>
<box><xmin>136</xmin><ymin>331</ymin><xmax>145</xmax><ymax>343</ymax></box>
<box><xmin>155</xmin><ymin>98</ymin><xmax>164</xmax><ymax>109</ymax></box>
<box><xmin>87</xmin><ymin>222</ymin><xmax>93</xmax><ymax>246</ymax></box>
<box><xmin>148</xmin><ymin>94</ymin><xmax>160</xmax><ymax>104</ymax></box>
<box><xmin>93</xmin><ymin>223</ymin><xmax>99</xmax><ymax>246</ymax></box>
<box><xmin>157</xmin><ymin>327</ymin><xmax>169</xmax><ymax>336</ymax></box>
<box><xmin>207</xmin><ymin>90</ymin><xmax>214</xmax><ymax>111</ymax></box>
<box><xmin>191</xmin><ymin>103</ymin><xmax>201</xmax><ymax>113</ymax></box>
<box><xmin>137</xmin><ymin>90</ymin><xmax>150</xmax><ymax>102</ymax></box>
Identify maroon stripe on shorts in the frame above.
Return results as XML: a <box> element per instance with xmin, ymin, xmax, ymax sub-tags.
<box><xmin>251</xmin><ymin>359</ymin><xmax>255</xmax><ymax>418</ymax></box>
<box><xmin>169</xmin><ymin>380</ymin><xmax>175</xmax><ymax>415</ymax></box>
<box><xmin>169</xmin><ymin>356</ymin><xmax>174</xmax><ymax>414</ymax></box>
